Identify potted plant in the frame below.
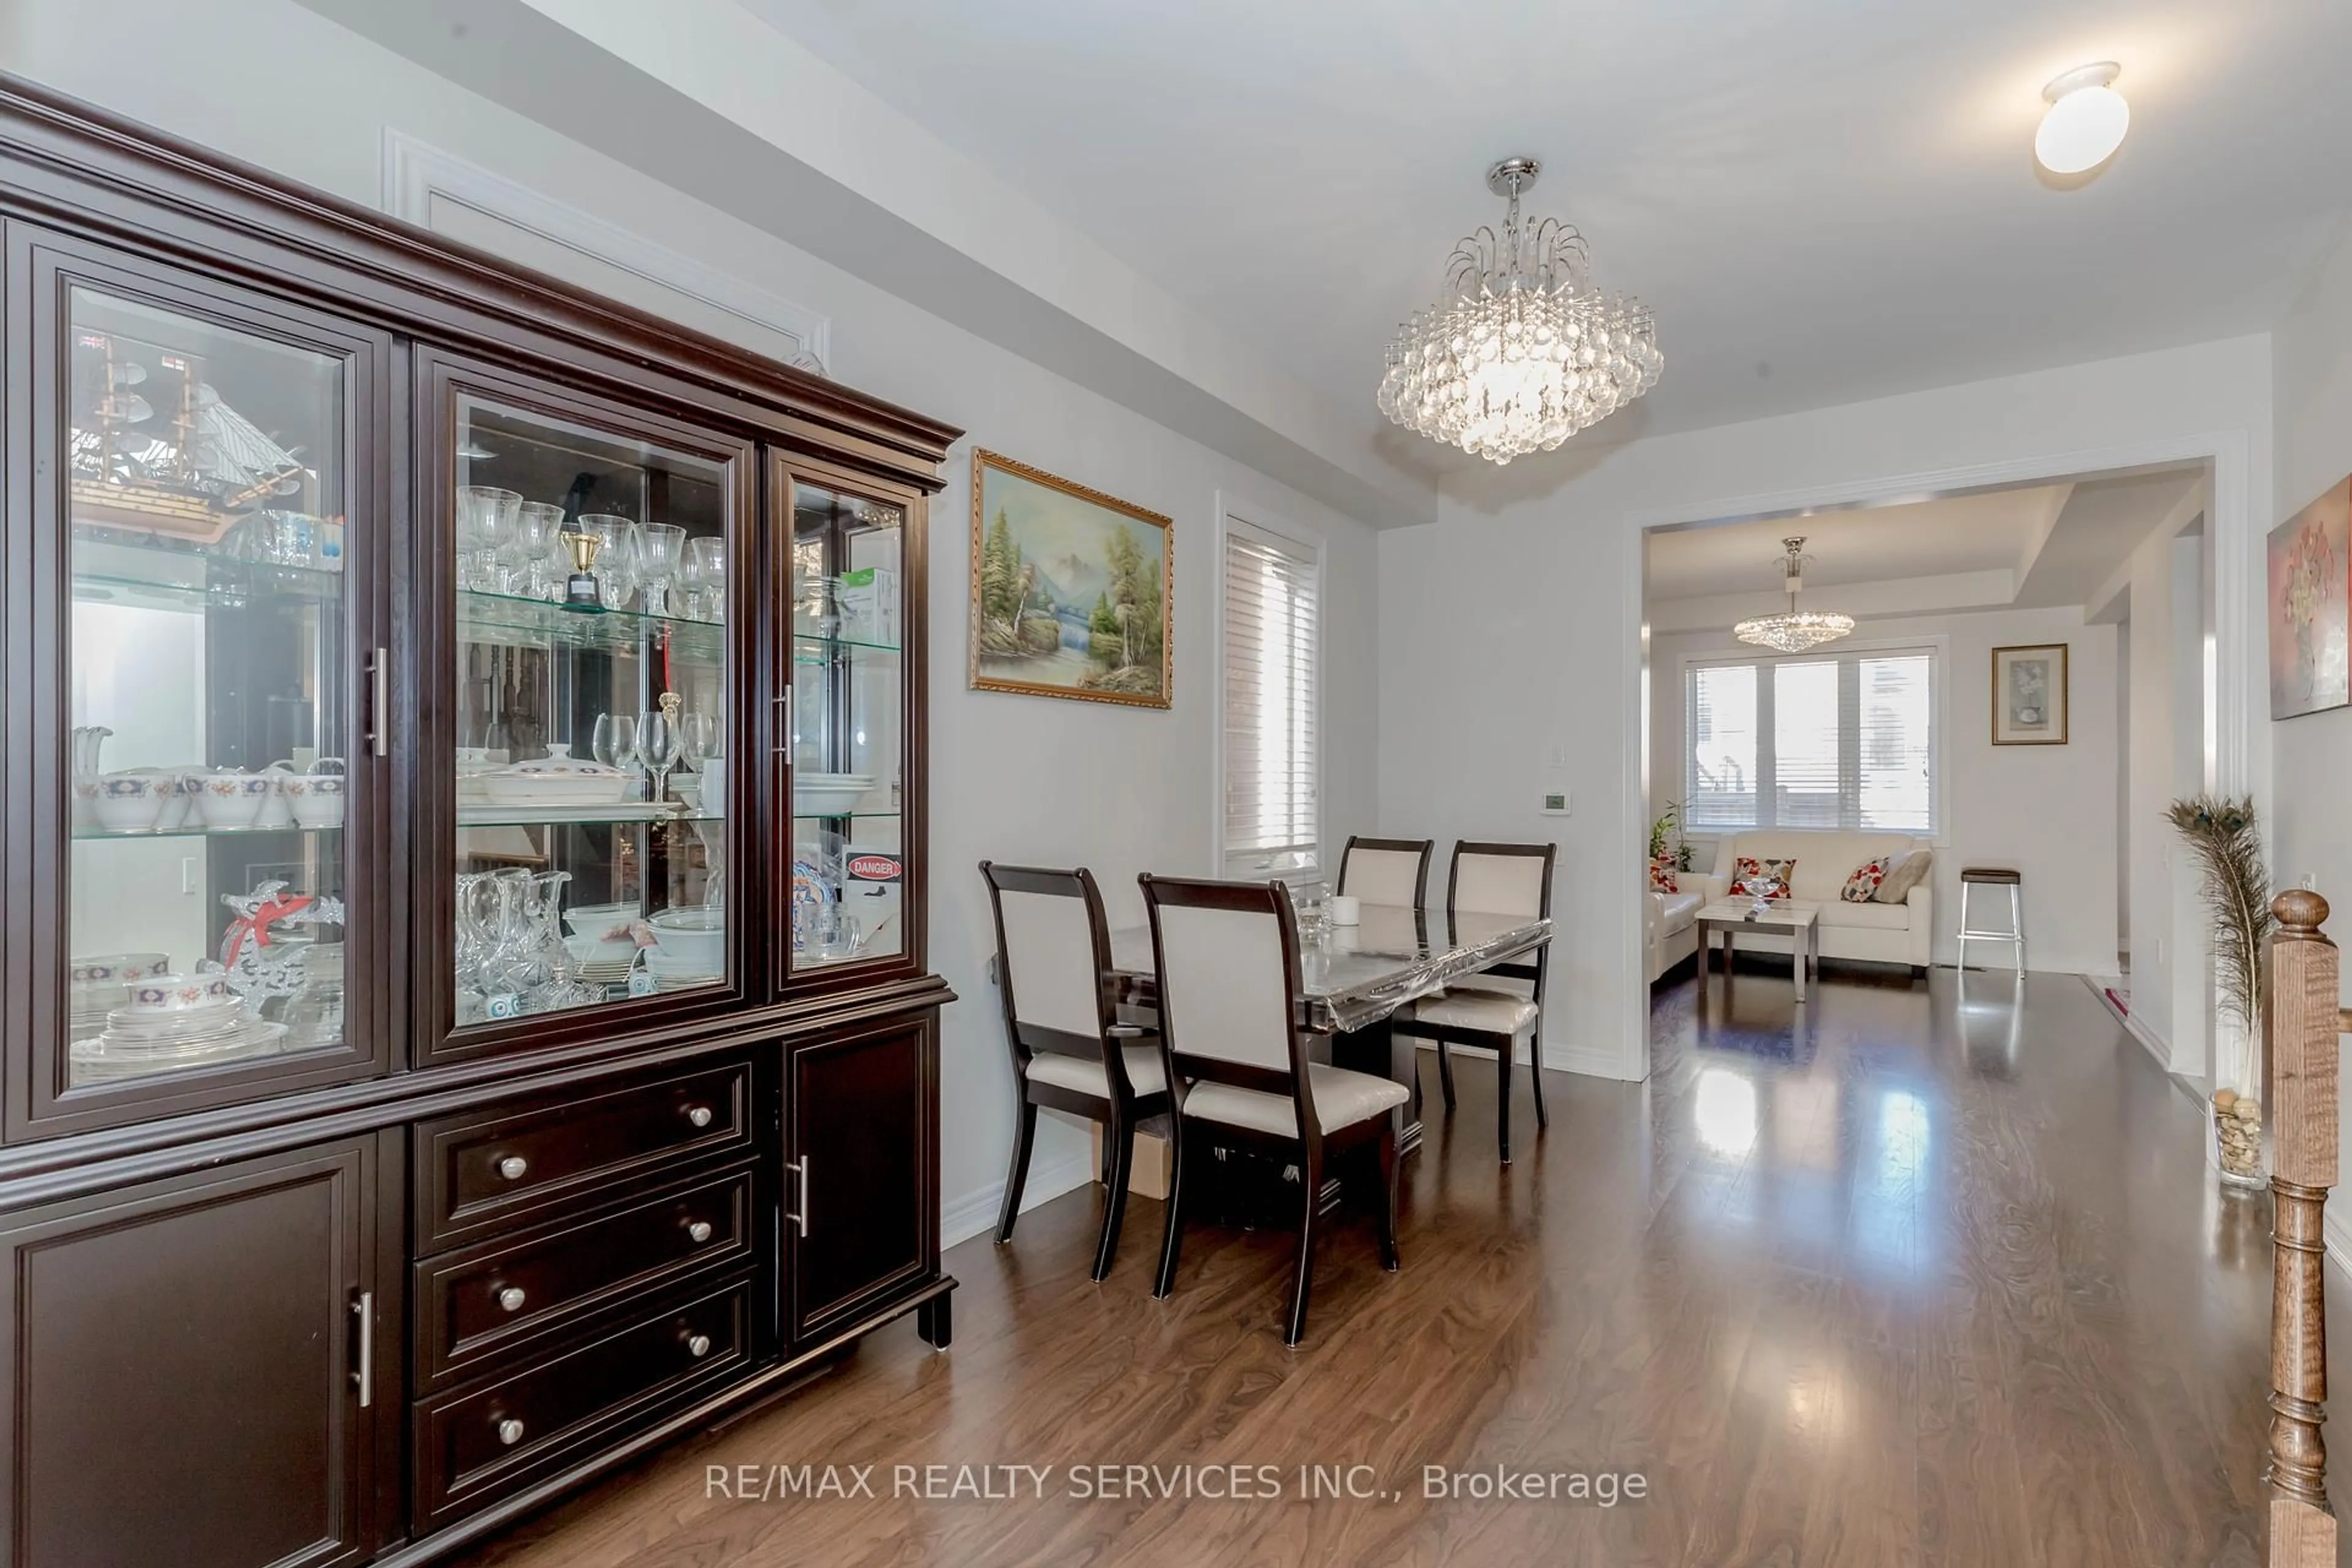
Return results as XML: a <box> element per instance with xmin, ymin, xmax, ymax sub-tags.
<box><xmin>2165</xmin><ymin>794</ymin><xmax>2276</xmax><ymax>1187</ymax></box>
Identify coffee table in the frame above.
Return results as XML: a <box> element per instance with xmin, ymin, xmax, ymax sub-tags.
<box><xmin>1694</xmin><ymin>899</ymin><xmax>1821</xmax><ymax>1003</ymax></box>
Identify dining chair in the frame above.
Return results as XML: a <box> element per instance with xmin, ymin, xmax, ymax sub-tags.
<box><xmin>1139</xmin><ymin>874</ymin><xmax>1408</xmax><ymax>1344</ymax></box>
<box><xmin>1336</xmin><ymin>835</ymin><xmax>1433</xmax><ymax>909</ymax></box>
<box><xmin>1394</xmin><ymin>841</ymin><xmax>1556</xmax><ymax>1163</ymax></box>
<box><xmin>980</xmin><ymin>861</ymin><xmax>1173</xmax><ymax>1281</ymax></box>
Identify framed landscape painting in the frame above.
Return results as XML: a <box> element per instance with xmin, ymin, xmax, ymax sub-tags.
<box><xmin>1991</xmin><ymin>644</ymin><xmax>2068</xmax><ymax>745</ymax></box>
<box><xmin>970</xmin><ymin>450</ymin><xmax>1172</xmax><ymax>709</ymax></box>
<box><xmin>2268</xmin><ymin>476</ymin><xmax>2350</xmax><ymax>720</ymax></box>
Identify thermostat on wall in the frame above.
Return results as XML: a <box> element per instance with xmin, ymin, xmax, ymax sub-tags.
<box><xmin>1541</xmin><ymin>792</ymin><xmax>1571</xmax><ymax>816</ymax></box>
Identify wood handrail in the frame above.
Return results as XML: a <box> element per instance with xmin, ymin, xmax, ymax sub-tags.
<box><xmin>2269</xmin><ymin>888</ymin><xmax>2341</xmax><ymax>1567</ymax></box>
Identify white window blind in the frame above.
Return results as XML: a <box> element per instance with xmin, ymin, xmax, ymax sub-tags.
<box><xmin>1221</xmin><ymin>520</ymin><xmax>1320</xmax><ymax>878</ymax></box>
<box><xmin>1684</xmin><ymin>647</ymin><xmax>1936</xmax><ymax>834</ymax></box>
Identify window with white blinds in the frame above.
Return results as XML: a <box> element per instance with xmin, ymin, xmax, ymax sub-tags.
<box><xmin>1684</xmin><ymin>647</ymin><xmax>1937</xmax><ymax>834</ymax></box>
<box><xmin>1220</xmin><ymin>519</ymin><xmax>1321</xmax><ymax>878</ymax></box>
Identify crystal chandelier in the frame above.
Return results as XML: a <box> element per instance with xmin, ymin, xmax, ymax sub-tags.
<box><xmin>1733</xmin><ymin>537</ymin><xmax>1856</xmax><ymax>654</ymax></box>
<box><xmin>1378</xmin><ymin>158</ymin><xmax>1662</xmax><ymax>465</ymax></box>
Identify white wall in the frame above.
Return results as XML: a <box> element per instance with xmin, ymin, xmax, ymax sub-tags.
<box><xmin>1650</xmin><ymin>607</ymin><xmax>2120</xmax><ymax>976</ymax></box>
<box><xmin>2272</xmin><ymin>218</ymin><xmax>2352</xmax><ymax>1251</ymax></box>
<box><xmin>1384</xmin><ymin>334</ymin><xmax>2271</xmax><ymax>1081</ymax></box>
<box><xmin>2</xmin><ymin>0</ymin><xmax>1385</xmax><ymax>1240</ymax></box>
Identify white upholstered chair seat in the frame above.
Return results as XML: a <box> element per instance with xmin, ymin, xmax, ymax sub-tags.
<box><xmin>1180</xmin><ymin>1063</ymin><xmax>1409</xmax><ymax>1139</ymax></box>
<box><xmin>1412</xmin><ymin>991</ymin><xmax>1539</xmax><ymax>1035</ymax></box>
<box><xmin>1025</xmin><ymin>1044</ymin><xmax>1167</xmax><ymax>1099</ymax></box>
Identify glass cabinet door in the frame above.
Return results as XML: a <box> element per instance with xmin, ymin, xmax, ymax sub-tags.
<box><xmin>783</xmin><ymin>469</ymin><xmax>910</xmax><ymax>976</ymax></box>
<box><xmin>443</xmin><ymin>387</ymin><xmax>744</xmax><ymax>1042</ymax></box>
<box><xmin>39</xmin><ymin>260</ymin><xmax>388</xmax><ymax>1124</ymax></box>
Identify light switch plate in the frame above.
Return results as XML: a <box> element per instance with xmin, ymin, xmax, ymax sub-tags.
<box><xmin>1540</xmin><ymin>791</ymin><xmax>1571</xmax><ymax>816</ymax></box>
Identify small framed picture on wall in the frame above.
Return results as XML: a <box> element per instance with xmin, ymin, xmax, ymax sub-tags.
<box><xmin>1991</xmin><ymin>643</ymin><xmax>2068</xmax><ymax>745</ymax></box>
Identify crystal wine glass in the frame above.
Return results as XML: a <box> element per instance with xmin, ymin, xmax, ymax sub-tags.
<box><xmin>678</xmin><ymin>710</ymin><xmax>723</xmax><ymax>774</ymax></box>
<box><xmin>682</xmin><ymin>536</ymin><xmax>725</xmax><ymax>621</ymax></box>
<box><xmin>638</xmin><ymin>699</ymin><xmax>684</xmax><ymax>809</ymax></box>
<box><xmin>513</xmin><ymin>500</ymin><xmax>565</xmax><ymax>601</ymax></box>
<box><xmin>580</xmin><ymin>514</ymin><xmax>638</xmax><ymax>611</ymax></box>
<box><xmin>637</xmin><ymin>523</ymin><xmax>686</xmax><ymax>617</ymax></box>
<box><xmin>458</xmin><ymin>486</ymin><xmax>521</xmax><ymax>594</ymax></box>
<box><xmin>591</xmin><ymin>712</ymin><xmax>641</xmax><ymax>799</ymax></box>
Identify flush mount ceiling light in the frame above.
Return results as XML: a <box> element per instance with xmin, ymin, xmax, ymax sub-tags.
<box><xmin>1733</xmin><ymin>537</ymin><xmax>1856</xmax><ymax>654</ymax></box>
<box><xmin>1377</xmin><ymin>158</ymin><xmax>1662</xmax><ymax>465</ymax></box>
<box><xmin>2035</xmin><ymin>62</ymin><xmax>2130</xmax><ymax>174</ymax></box>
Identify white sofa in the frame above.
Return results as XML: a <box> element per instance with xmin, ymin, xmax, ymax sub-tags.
<box><xmin>1686</xmin><ymin>831</ymin><xmax>1932</xmax><ymax>973</ymax></box>
<box><xmin>1646</xmin><ymin>883</ymin><xmax>1703</xmax><ymax>983</ymax></box>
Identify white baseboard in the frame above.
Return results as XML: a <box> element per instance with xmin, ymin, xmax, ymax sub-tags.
<box><xmin>2118</xmin><ymin>1009</ymin><xmax>2173</xmax><ymax>1072</ymax></box>
<box><xmin>939</xmin><ymin>1149</ymin><xmax>1093</xmax><ymax>1250</ymax></box>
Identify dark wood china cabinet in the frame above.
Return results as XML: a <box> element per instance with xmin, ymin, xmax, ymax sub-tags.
<box><xmin>0</xmin><ymin>77</ymin><xmax>957</xmax><ymax>1567</ymax></box>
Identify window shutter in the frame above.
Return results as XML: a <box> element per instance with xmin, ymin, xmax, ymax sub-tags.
<box><xmin>1683</xmin><ymin>646</ymin><xmax>1937</xmax><ymax>834</ymax></box>
<box><xmin>1772</xmin><ymin>660</ymin><xmax>1841</xmax><ymax>828</ymax></box>
<box><xmin>1221</xmin><ymin>521</ymin><xmax>1320</xmax><ymax>877</ymax></box>
<box><xmin>1685</xmin><ymin>663</ymin><xmax>1757</xmax><ymax>829</ymax></box>
<box><xmin>1855</xmin><ymin>652</ymin><xmax>1934</xmax><ymax>831</ymax></box>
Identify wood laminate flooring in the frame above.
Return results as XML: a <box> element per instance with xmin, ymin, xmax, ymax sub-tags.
<box><xmin>456</xmin><ymin>965</ymin><xmax>2310</xmax><ymax>1567</ymax></box>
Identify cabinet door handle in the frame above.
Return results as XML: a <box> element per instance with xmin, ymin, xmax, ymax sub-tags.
<box><xmin>496</xmin><ymin>1286</ymin><xmax>527</xmax><ymax>1313</ymax></box>
<box><xmin>687</xmin><ymin>1219</ymin><xmax>714</xmax><ymax>1244</ymax></box>
<box><xmin>685</xmin><ymin>1332</ymin><xmax>713</xmax><ymax>1359</ymax></box>
<box><xmin>497</xmin><ymin>1417</ymin><xmax>526</xmax><ymax>1446</ymax></box>
<box><xmin>772</xmin><ymin>691</ymin><xmax>791</xmax><ymax>758</ymax></box>
<box><xmin>496</xmin><ymin>1155</ymin><xmax>529</xmax><ymax>1182</ymax></box>
<box><xmin>786</xmin><ymin>1156</ymin><xmax>809</xmax><ymax>1236</ymax></box>
<box><xmin>684</xmin><ymin>1104</ymin><xmax>714</xmax><ymax>1129</ymax></box>
<box><xmin>351</xmin><ymin>1290</ymin><xmax>374</xmax><ymax>1408</ymax></box>
<box><xmin>366</xmin><ymin>648</ymin><xmax>389</xmax><ymax>759</ymax></box>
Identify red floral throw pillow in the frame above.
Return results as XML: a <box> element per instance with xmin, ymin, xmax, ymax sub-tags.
<box><xmin>1649</xmin><ymin>856</ymin><xmax>1679</xmax><ymax>894</ymax></box>
<box><xmin>1728</xmin><ymin>856</ymin><xmax>1797</xmax><ymax>899</ymax></box>
<box><xmin>1842</xmin><ymin>854</ymin><xmax>1893</xmax><ymax>903</ymax></box>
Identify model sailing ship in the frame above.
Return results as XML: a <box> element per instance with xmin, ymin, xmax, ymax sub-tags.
<box><xmin>70</xmin><ymin>329</ymin><xmax>312</xmax><ymax>543</ymax></box>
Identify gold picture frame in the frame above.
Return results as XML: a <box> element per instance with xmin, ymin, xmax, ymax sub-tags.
<box><xmin>1991</xmin><ymin>643</ymin><xmax>2068</xmax><ymax>745</ymax></box>
<box><xmin>969</xmin><ymin>449</ymin><xmax>1172</xmax><ymax>709</ymax></box>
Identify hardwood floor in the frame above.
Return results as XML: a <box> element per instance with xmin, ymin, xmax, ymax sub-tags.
<box><xmin>455</xmin><ymin>964</ymin><xmax>2301</xmax><ymax>1567</ymax></box>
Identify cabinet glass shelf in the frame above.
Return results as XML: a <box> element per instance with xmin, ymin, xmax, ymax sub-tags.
<box><xmin>72</xmin><ymin>550</ymin><xmax>344</xmax><ymax>614</ymax></box>
<box><xmin>457</xmin><ymin>808</ymin><xmax>723</xmax><ymax>828</ymax></box>
<box><xmin>791</xmin><ymin>631</ymin><xmax>899</xmax><ymax>665</ymax></box>
<box><xmin>459</xmin><ymin>587</ymin><xmax>724</xmax><ymax>661</ymax></box>
<box><xmin>73</xmin><ymin>823</ymin><xmax>344</xmax><ymax>842</ymax></box>
<box><xmin>789</xmin><ymin>809</ymin><xmax>899</xmax><ymax>823</ymax></box>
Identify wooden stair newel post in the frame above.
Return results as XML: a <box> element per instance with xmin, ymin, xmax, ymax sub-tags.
<box><xmin>2269</xmin><ymin>889</ymin><xmax>2341</xmax><ymax>1568</ymax></box>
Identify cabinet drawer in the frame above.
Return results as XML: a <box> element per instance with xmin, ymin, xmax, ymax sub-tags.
<box><xmin>415</xmin><ymin>1058</ymin><xmax>752</xmax><ymax>1250</ymax></box>
<box><xmin>414</xmin><ymin>1272</ymin><xmax>753</xmax><ymax>1531</ymax></box>
<box><xmin>414</xmin><ymin>1164</ymin><xmax>755</xmax><ymax>1392</ymax></box>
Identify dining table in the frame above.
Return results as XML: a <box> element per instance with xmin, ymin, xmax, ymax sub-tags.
<box><xmin>1105</xmin><ymin>901</ymin><xmax>1553</xmax><ymax>1158</ymax></box>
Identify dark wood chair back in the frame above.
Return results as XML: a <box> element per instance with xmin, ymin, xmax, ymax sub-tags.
<box><xmin>978</xmin><ymin>861</ymin><xmax>1134</xmax><ymax>1097</ymax></box>
<box><xmin>1337</xmin><ymin>836</ymin><xmax>1433</xmax><ymax>908</ymax></box>
<box><xmin>1446</xmin><ymin>840</ymin><xmax>1558</xmax><ymax>1009</ymax></box>
<box><xmin>1137</xmin><ymin>875</ymin><xmax>1321</xmax><ymax>1125</ymax></box>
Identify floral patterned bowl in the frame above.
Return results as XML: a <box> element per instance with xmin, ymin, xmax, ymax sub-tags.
<box><xmin>121</xmin><ymin>971</ymin><xmax>239</xmax><ymax>1015</ymax></box>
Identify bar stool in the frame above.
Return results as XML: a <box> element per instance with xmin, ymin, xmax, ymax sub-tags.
<box><xmin>1957</xmin><ymin>866</ymin><xmax>2025</xmax><ymax>973</ymax></box>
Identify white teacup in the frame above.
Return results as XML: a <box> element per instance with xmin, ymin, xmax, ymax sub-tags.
<box><xmin>195</xmin><ymin>771</ymin><xmax>272</xmax><ymax>829</ymax></box>
<box><xmin>92</xmin><ymin>772</ymin><xmax>165</xmax><ymax>832</ymax></box>
<box><xmin>286</xmin><ymin>773</ymin><xmax>347</xmax><ymax>829</ymax></box>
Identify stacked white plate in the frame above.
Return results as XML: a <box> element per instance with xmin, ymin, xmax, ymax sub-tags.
<box><xmin>640</xmin><ymin>949</ymin><xmax>723</xmax><ymax>993</ymax></box>
<box><xmin>70</xmin><ymin>999</ymin><xmax>285</xmax><ymax>1081</ymax></box>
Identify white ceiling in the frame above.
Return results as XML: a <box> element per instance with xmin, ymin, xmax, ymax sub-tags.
<box><xmin>1645</xmin><ymin>467</ymin><xmax>2202</xmax><ymax>627</ymax></box>
<box><xmin>748</xmin><ymin>0</ymin><xmax>2352</xmax><ymax>456</ymax></box>
<box><xmin>1647</xmin><ymin>488</ymin><xmax>2073</xmax><ymax>601</ymax></box>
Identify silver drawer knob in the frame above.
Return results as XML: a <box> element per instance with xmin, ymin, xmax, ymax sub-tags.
<box><xmin>686</xmin><ymin>1333</ymin><xmax>712</xmax><ymax>1358</ymax></box>
<box><xmin>496</xmin><ymin>1286</ymin><xmax>527</xmax><ymax>1313</ymax></box>
<box><xmin>684</xmin><ymin>1104</ymin><xmax>714</xmax><ymax>1129</ymax></box>
<box><xmin>496</xmin><ymin>1155</ymin><xmax>529</xmax><ymax>1181</ymax></box>
<box><xmin>496</xmin><ymin>1418</ymin><xmax>526</xmax><ymax>1446</ymax></box>
<box><xmin>687</xmin><ymin>1220</ymin><xmax>714</xmax><ymax>1244</ymax></box>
